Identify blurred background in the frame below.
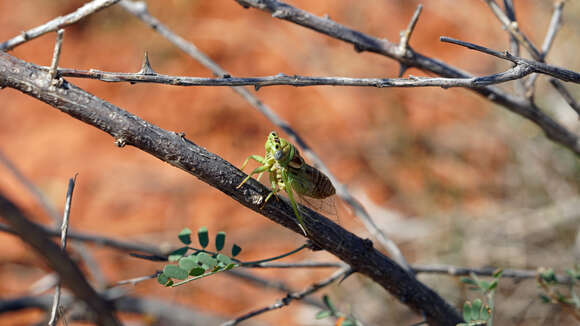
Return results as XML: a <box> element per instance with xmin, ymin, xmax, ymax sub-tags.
<box><xmin>0</xmin><ymin>0</ymin><xmax>579</xmax><ymax>325</ymax></box>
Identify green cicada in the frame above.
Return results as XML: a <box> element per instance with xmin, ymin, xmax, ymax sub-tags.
<box><xmin>237</xmin><ymin>131</ymin><xmax>336</xmax><ymax>235</ymax></box>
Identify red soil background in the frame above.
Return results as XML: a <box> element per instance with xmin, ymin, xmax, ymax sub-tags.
<box><xmin>1</xmin><ymin>1</ymin><xmax>579</xmax><ymax>325</ymax></box>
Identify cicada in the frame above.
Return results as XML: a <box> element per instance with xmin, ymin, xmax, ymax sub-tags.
<box><xmin>237</xmin><ymin>131</ymin><xmax>336</xmax><ymax>235</ymax></box>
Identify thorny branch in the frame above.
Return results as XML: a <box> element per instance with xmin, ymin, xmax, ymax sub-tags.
<box><xmin>0</xmin><ymin>51</ymin><xmax>463</xmax><ymax>326</ymax></box>
<box><xmin>234</xmin><ymin>0</ymin><xmax>580</xmax><ymax>155</ymax></box>
<box><xmin>54</xmin><ymin>64</ymin><xmax>541</xmax><ymax>88</ymax></box>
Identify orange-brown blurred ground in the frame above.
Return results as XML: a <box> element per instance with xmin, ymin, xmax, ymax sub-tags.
<box><xmin>1</xmin><ymin>1</ymin><xmax>579</xmax><ymax>325</ymax></box>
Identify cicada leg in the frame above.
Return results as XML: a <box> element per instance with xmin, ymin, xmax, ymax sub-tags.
<box><xmin>282</xmin><ymin>169</ymin><xmax>308</xmax><ymax>236</ymax></box>
<box><xmin>237</xmin><ymin>163</ymin><xmax>270</xmax><ymax>189</ymax></box>
<box><xmin>261</xmin><ymin>170</ymin><xmax>280</xmax><ymax>208</ymax></box>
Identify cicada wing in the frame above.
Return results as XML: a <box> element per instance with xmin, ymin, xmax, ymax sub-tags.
<box><xmin>295</xmin><ymin>192</ymin><xmax>340</xmax><ymax>225</ymax></box>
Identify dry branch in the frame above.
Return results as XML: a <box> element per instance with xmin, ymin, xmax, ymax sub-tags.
<box><xmin>0</xmin><ymin>194</ymin><xmax>120</xmax><ymax>326</ymax></box>
<box><xmin>0</xmin><ymin>51</ymin><xmax>462</xmax><ymax>326</ymax></box>
<box><xmin>234</xmin><ymin>0</ymin><xmax>580</xmax><ymax>156</ymax></box>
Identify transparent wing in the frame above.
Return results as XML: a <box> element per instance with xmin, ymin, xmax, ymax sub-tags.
<box><xmin>295</xmin><ymin>192</ymin><xmax>340</xmax><ymax>225</ymax></box>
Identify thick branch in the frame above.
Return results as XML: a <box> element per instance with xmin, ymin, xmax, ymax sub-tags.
<box><xmin>0</xmin><ymin>51</ymin><xmax>462</xmax><ymax>326</ymax></box>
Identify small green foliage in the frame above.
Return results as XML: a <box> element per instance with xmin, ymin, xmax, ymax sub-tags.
<box><xmin>538</xmin><ymin>265</ymin><xmax>580</xmax><ymax>316</ymax></box>
<box><xmin>215</xmin><ymin>231</ymin><xmax>226</xmax><ymax>251</ymax></box>
<box><xmin>232</xmin><ymin>244</ymin><xmax>242</xmax><ymax>257</ymax></box>
<box><xmin>316</xmin><ymin>294</ymin><xmax>361</xmax><ymax>326</ymax></box>
<box><xmin>178</xmin><ymin>227</ymin><xmax>192</xmax><ymax>245</ymax></box>
<box><xmin>460</xmin><ymin>300</ymin><xmax>491</xmax><ymax>326</ymax></box>
<box><xmin>178</xmin><ymin>256</ymin><xmax>198</xmax><ymax>272</ymax></box>
<box><xmin>168</xmin><ymin>247</ymin><xmax>188</xmax><ymax>262</ymax></box>
<box><xmin>459</xmin><ymin>270</ymin><xmax>502</xmax><ymax>326</ymax></box>
<box><xmin>197</xmin><ymin>252</ymin><xmax>217</xmax><ymax>270</ymax></box>
<box><xmin>163</xmin><ymin>265</ymin><xmax>188</xmax><ymax>280</ymax></box>
<box><xmin>190</xmin><ymin>266</ymin><xmax>205</xmax><ymax>276</ymax></box>
<box><xmin>216</xmin><ymin>253</ymin><xmax>232</xmax><ymax>266</ymax></box>
<box><xmin>315</xmin><ymin>310</ymin><xmax>333</xmax><ymax>319</ymax></box>
<box><xmin>157</xmin><ymin>272</ymin><xmax>172</xmax><ymax>287</ymax></box>
<box><xmin>158</xmin><ymin>226</ymin><xmax>244</xmax><ymax>286</ymax></box>
<box><xmin>198</xmin><ymin>227</ymin><xmax>209</xmax><ymax>248</ymax></box>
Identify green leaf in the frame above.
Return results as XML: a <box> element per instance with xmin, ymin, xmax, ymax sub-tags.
<box><xmin>463</xmin><ymin>302</ymin><xmax>472</xmax><ymax>321</ymax></box>
<box><xmin>480</xmin><ymin>305</ymin><xmax>490</xmax><ymax>321</ymax></box>
<box><xmin>157</xmin><ymin>272</ymin><xmax>171</xmax><ymax>286</ymax></box>
<box><xmin>540</xmin><ymin>268</ymin><xmax>556</xmax><ymax>283</ymax></box>
<box><xmin>168</xmin><ymin>247</ymin><xmax>189</xmax><ymax>262</ymax></box>
<box><xmin>315</xmin><ymin>310</ymin><xmax>332</xmax><ymax>319</ymax></box>
<box><xmin>197</xmin><ymin>252</ymin><xmax>217</xmax><ymax>270</ymax></box>
<box><xmin>178</xmin><ymin>228</ymin><xmax>192</xmax><ymax>245</ymax></box>
<box><xmin>198</xmin><ymin>227</ymin><xmax>209</xmax><ymax>248</ymax></box>
<box><xmin>163</xmin><ymin>265</ymin><xmax>188</xmax><ymax>280</ymax></box>
<box><xmin>539</xmin><ymin>294</ymin><xmax>551</xmax><ymax>303</ymax></box>
<box><xmin>322</xmin><ymin>295</ymin><xmax>337</xmax><ymax>314</ymax></box>
<box><xmin>471</xmin><ymin>299</ymin><xmax>482</xmax><ymax>320</ymax></box>
<box><xmin>488</xmin><ymin>279</ymin><xmax>498</xmax><ymax>291</ymax></box>
<box><xmin>232</xmin><ymin>244</ymin><xmax>242</xmax><ymax>257</ymax></box>
<box><xmin>493</xmin><ymin>268</ymin><xmax>503</xmax><ymax>279</ymax></box>
<box><xmin>215</xmin><ymin>231</ymin><xmax>226</xmax><ymax>251</ymax></box>
<box><xmin>216</xmin><ymin>253</ymin><xmax>232</xmax><ymax>266</ymax></box>
<box><xmin>479</xmin><ymin>281</ymin><xmax>490</xmax><ymax>291</ymax></box>
<box><xmin>461</xmin><ymin>277</ymin><xmax>477</xmax><ymax>286</ymax></box>
<box><xmin>178</xmin><ymin>256</ymin><xmax>198</xmax><ymax>272</ymax></box>
<box><xmin>190</xmin><ymin>266</ymin><xmax>205</xmax><ymax>276</ymax></box>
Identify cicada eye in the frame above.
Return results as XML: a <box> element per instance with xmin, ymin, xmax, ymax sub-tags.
<box><xmin>274</xmin><ymin>150</ymin><xmax>283</xmax><ymax>160</ymax></box>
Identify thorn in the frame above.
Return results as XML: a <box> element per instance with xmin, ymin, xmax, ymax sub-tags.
<box><xmin>353</xmin><ymin>43</ymin><xmax>365</xmax><ymax>53</ymax></box>
<box><xmin>139</xmin><ymin>52</ymin><xmax>156</xmax><ymax>75</ymax></box>
<box><xmin>222</xmin><ymin>74</ymin><xmax>231</xmax><ymax>78</ymax></box>
<box><xmin>398</xmin><ymin>63</ymin><xmax>408</xmax><ymax>77</ymax></box>
<box><xmin>254</xmin><ymin>84</ymin><xmax>261</xmax><ymax>91</ymax></box>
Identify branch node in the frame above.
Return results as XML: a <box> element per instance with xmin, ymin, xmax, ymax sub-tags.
<box><xmin>114</xmin><ymin>138</ymin><xmax>127</xmax><ymax>148</ymax></box>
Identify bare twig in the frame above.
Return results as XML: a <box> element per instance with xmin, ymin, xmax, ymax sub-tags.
<box><xmin>222</xmin><ymin>267</ymin><xmax>351</xmax><ymax>326</ymax></box>
<box><xmin>0</xmin><ymin>150</ymin><xmax>60</xmax><ymax>220</ymax></box>
<box><xmin>234</xmin><ymin>0</ymin><xmax>580</xmax><ymax>156</ymax></box>
<box><xmin>398</xmin><ymin>4</ymin><xmax>423</xmax><ymax>57</ymax></box>
<box><xmin>0</xmin><ymin>51</ymin><xmax>463</xmax><ymax>325</ymax></box>
<box><xmin>413</xmin><ymin>265</ymin><xmax>571</xmax><ymax>284</ymax></box>
<box><xmin>0</xmin><ymin>193</ymin><xmax>120</xmax><ymax>326</ymax></box>
<box><xmin>550</xmin><ymin>79</ymin><xmax>580</xmax><ymax>118</ymax></box>
<box><xmin>502</xmin><ymin>0</ymin><xmax>525</xmax><ymax>95</ymax></box>
<box><xmin>0</xmin><ymin>222</ymin><xmax>164</xmax><ymax>256</ymax></box>
<box><xmin>0</xmin><ymin>294</ymin><xmax>227</xmax><ymax>326</ymax></box>
<box><xmin>483</xmin><ymin>0</ymin><xmax>542</xmax><ymax>59</ymax></box>
<box><xmin>0</xmin><ymin>0</ymin><xmax>121</xmax><ymax>51</ymax></box>
<box><xmin>119</xmin><ymin>0</ymin><xmax>412</xmax><ymax>272</ymax></box>
<box><xmin>48</xmin><ymin>29</ymin><xmax>64</xmax><ymax>85</ymax></box>
<box><xmin>55</xmin><ymin>66</ymin><xmax>537</xmax><ymax>88</ymax></box>
<box><xmin>525</xmin><ymin>0</ymin><xmax>566</xmax><ymax>92</ymax></box>
<box><xmin>48</xmin><ymin>175</ymin><xmax>77</xmax><ymax>326</ymax></box>
<box><xmin>440</xmin><ymin>37</ymin><xmax>580</xmax><ymax>83</ymax></box>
